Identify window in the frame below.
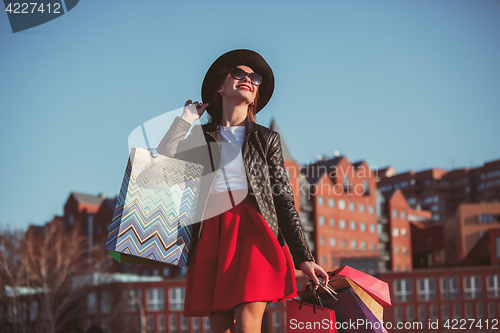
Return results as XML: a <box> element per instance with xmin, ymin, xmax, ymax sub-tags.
<box><xmin>321</xmin><ymin>256</ymin><xmax>327</xmax><ymax>265</ymax></box>
<box><xmin>126</xmin><ymin>289</ymin><xmax>142</xmax><ymax>312</ymax></box>
<box><xmin>338</xmin><ymin>200</ymin><xmax>346</xmax><ymax>210</ymax></box>
<box><xmin>401</xmin><ymin>228</ymin><xmax>407</xmax><ymax>237</ymax></box>
<box><xmin>418</xmin><ymin>278</ymin><xmax>436</xmax><ymax>301</ymax></box>
<box><xmin>273</xmin><ymin>311</ymin><xmax>282</xmax><ymax>333</ymax></box>
<box><xmin>318</xmin><ymin>196</ymin><xmax>324</xmax><ymax>206</ymax></box>
<box><xmin>359</xmin><ymin>203</ymin><xmax>366</xmax><ymax>213</ymax></box>
<box><xmin>360</xmin><ymin>222</ymin><xmax>366</xmax><ymax>232</ymax></box>
<box><xmin>318</xmin><ymin>216</ymin><xmax>325</xmax><ymax>226</ymax></box>
<box><xmin>331</xmin><ymin>257</ymin><xmax>338</xmax><ymax>267</ymax></box>
<box><xmin>453</xmin><ymin>303</ymin><xmax>461</xmax><ymax>319</ymax></box>
<box><xmin>369</xmin><ymin>205</ymin><xmax>375</xmax><ymax>214</ymax></box>
<box><xmin>395</xmin><ymin>246</ymin><xmax>400</xmax><ymax>255</ymax></box>
<box><xmin>158</xmin><ymin>315</ymin><xmax>166</xmax><ymax>333</ymax></box>
<box><xmin>29</xmin><ymin>300</ymin><xmax>38</xmax><ymax>321</ymax></box>
<box><xmin>479</xmin><ymin>214</ymin><xmax>495</xmax><ymax>223</ymax></box>
<box><xmin>153</xmin><ymin>269</ymin><xmax>159</xmax><ymax>276</ymax></box>
<box><xmin>406</xmin><ymin>305</ymin><xmax>414</xmax><ymax>321</ymax></box>
<box><xmin>330</xmin><ymin>237</ymin><xmax>337</xmax><ymax>247</ymax></box>
<box><xmin>181</xmin><ymin>317</ymin><xmax>188</xmax><ymax>333</ymax></box>
<box><xmin>20</xmin><ymin>302</ymin><xmax>27</xmax><ymax>322</ymax></box>
<box><xmin>363</xmin><ymin>179</ymin><xmax>369</xmax><ymax>192</ymax></box>
<box><xmin>192</xmin><ymin>317</ymin><xmax>200</xmax><ymax>333</ymax></box>
<box><xmin>430</xmin><ymin>304</ymin><xmax>437</xmax><ymax>321</ymax></box>
<box><xmin>341</xmin><ymin>239</ymin><xmax>347</xmax><ymax>248</ymax></box>
<box><xmin>403</xmin><ymin>247</ymin><xmax>408</xmax><ymax>256</ymax></box>
<box><xmin>441</xmin><ymin>277</ymin><xmax>459</xmax><ymax>300</ymax></box>
<box><xmin>392</xmin><ymin>209</ymin><xmax>398</xmax><ymax>219</ymax></box>
<box><xmin>339</xmin><ymin>219</ymin><xmax>346</xmax><ymax>229</ymax></box>
<box><xmin>371</xmin><ymin>243</ymin><xmax>376</xmax><ymax>251</ymax></box>
<box><xmin>464</xmin><ymin>276</ymin><xmax>482</xmax><ymax>299</ymax></box>
<box><xmin>163</xmin><ymin>268</ymin><xmax>170</xmax><ymax>277</ymax></box>
<box><xmin>396</xmin><ymin>264</ymin><xmax>400</xmax><ymax>272</ymax></box>
<box><xmin>488</xmin><ymin>302</ymin><xmax>495</xmax><ymax>318</ymax></box>
<box><xmin>464</xmin><ymin>303</ymin><xmax>472</xmax><ymax>319</ymax></box>
<box><xmin>349</xmin><ymin>202</ymin><xmax>356</xmax><ymax>211</ymax></box>
<box><xmin>418</xmin><ymin>305</ymin><xmax>426</xmax><ymax>323</ymax></box>
<box><xmin>87</xmin><ymin>293</ymin><xmax>97</xmax><ymax>314</ymax></box>
<box><xmin>394</xmin><ymin>279</ymin><xmax>413</xmax><ymax>302</ymax></box>
<box><xmin>369</xmin><ymin>224</ymin><xmax>376</xmax><ymax>233</ymax></box>
<box><xmin>487</xmin><ymin>274</ymin><xmax>500</xmax><ymax>298</ymax></box>
<box><xmin>441</xmin><ymin>304</ymin><xmax>449</xmax><ymax>321</ymax></box>
<box><xmin>392</xmin><ymin>227</ymin><xmax>399</xmax><ymax>237</ymax></box>
<box><xmin>136</xmin><ymin>315</ymin><xmax>142</xmax><ymax>332</ymax></box>
<box><xmin>328</xmin><ymin>198</ymin><xmax>335</xmax><ymax>208</ymax></box>
<box><xmin>100</xmin><ymin>290</ymin><xmax>111</xmax><ymax>314</ymax></box>
<box><xmin>204</xmin><ymin>317</ymin><xmax>210</xmax><ymax>331</ymax></box>
<box><xmin>395</xmin><ymin>306</ymin><xmax>403</xmax><ymax>322</ymax></box>
<box><xmin>148</xmin><ymin>288</ymin><xmax>165</xmax><ymax>311</ymax></box>
<box><xmin>320</xmin><ymin>236</ymin><xmax>326</xmax><ymax>246</ymax></box>
<box><xmin>329</xmin><ymin>218</ymin><xmax>336</xmax><ymax>227</ymax></box>
<box><xmin>169</xmin><ymin>287</ymin><xmax>184</xmax><ymax>310</ymax></box>
<box><xmin>7</xmin><ymin>304</ymin><xmax>13</xmax><ymax>323</ymax></box>
<box><xmin>361</xmin><ymin>241</ymin><xmax>367</xmax><ymax>251</ymax></box>
<box><xmin>147</xmin><ymin>315</ymin><xmax>154</xmax><ymax>333</ymax></box>
<box><xmin>344</xmin><ymin>176</ymin><xmax>350</xmax><ymax>188</ymax></box>
<box><xmin>476</xmin><ymin>302</ymin><xmax>484</xmax><ymax>319</ymax></box>
<box><xmin>169</xmin><ymin>314</ymin><xmax>177</xmax><ymax>333</ymax></box>
<box><xmin>350</xmin><ymin>221</ymin><xmax>356</xmax><ymax>231</ymax></box>
<box><xmin>351</xmin><ymin>240</ymin><xmax>357</xmax><ymax>249</ymax></box>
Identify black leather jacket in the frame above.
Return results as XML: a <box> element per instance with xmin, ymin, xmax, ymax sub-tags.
<box><xmin>157</xmin><ymin>115</ymin><xmax>315</xmax><ymax>269</ymax></box>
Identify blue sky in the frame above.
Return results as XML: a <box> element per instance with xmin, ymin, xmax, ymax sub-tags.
<box><xmin>1</xmin><ymin>0</ymin><xmax>499</xmax><ymax>230</ymax></box>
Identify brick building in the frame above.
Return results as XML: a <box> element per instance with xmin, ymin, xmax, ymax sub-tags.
<box><xmin>377</xmin><ymin>158</ymin><xmax>500</xmax><ymax>222</ymax></box>
<box><xmin>444</xmin><ymin>202</ymin><xmax>500</xmax><ymax>263</ymax></box>
<box><xmin>379</xmin><ymin>265</ymin><xmax>500</xmax><ymax>333</ymax></box>
<box><xmin>299</xmin><ymin>155</ymin><xmax>380</xmax><ymax>274</ymax></box>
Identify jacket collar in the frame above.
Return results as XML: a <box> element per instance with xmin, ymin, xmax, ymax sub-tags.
<box><xmin>204</xmin><ymin>115</ymin><xmax>257</xmax><ymax>141</ymax></box>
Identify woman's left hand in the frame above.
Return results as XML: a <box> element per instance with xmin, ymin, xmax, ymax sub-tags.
<box><xmin>299</xmin><ymin>261</ymin><xmax>329</xmax><ymax>290</ymax></box>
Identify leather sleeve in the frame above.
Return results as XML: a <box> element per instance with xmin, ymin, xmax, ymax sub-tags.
<box><xmin>156</xmin><ymin>116</ymin><xmax>193</xmax><ymax>157</ymax></box>
<box><xmin>267</xmin><ymin>132</ymin><xmax>316</xmax><ymax>270</ymax></box>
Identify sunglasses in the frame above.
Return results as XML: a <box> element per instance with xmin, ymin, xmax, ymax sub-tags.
<box><xmin>230</xmin><ymin>67</ymin><xmax>263</xmax><ymax>86</ymax></box>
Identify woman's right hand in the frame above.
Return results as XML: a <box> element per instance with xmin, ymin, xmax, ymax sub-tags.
<box><xmin>181</xmin><ymin>100</ymin><xmax>209</xmax><ymax>124</ymax></box>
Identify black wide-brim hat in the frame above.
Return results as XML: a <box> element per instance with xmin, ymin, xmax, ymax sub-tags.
<box><xmin>201</xmin><ymin>49</ymin><xmax>274</xmax><ymax>115</ymax></box>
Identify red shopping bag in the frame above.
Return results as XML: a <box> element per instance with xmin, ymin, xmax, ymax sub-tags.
<box><xmin>330</xmin><ymin>266</ymin><xmax>391</xmax><ymax>307</ymax></box>
<box><xmin>286</xmin><ymin>299</ymin><xmax>337</xmax><ymax>333</ymax></box>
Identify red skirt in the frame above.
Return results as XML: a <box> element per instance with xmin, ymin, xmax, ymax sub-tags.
<box><xmin>183</xmin><ymin>190</ymin><xmax>298</xmax><ymax>317</ymax></box>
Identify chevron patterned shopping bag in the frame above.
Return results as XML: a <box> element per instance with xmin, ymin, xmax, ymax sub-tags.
<box><xmin>105</xmin><ymin>147</ymin><xmax>204</xmax><ymax>266</ymax></box>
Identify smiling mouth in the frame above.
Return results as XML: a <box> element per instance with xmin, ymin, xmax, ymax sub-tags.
<box><xmin>237</xmin><ymin>84</ymin><xmax>252</xmax><ymax>92</ymax></box>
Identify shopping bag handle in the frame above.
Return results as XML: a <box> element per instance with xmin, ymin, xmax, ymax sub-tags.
<box><xmin>299</xmin><ymin>281</ymin><xmax>324</xmax><ymax>314</ymax></box>
<box><xmin>317</xmin><ymin>276</ymin><xmax>339</xmax><ymax>301</ymax></box>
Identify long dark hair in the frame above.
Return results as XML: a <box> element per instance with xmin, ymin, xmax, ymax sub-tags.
<box><xmin>205</xmin><ymin>71</ymin><xmax>259</xmax><ymax>127</ymax></box>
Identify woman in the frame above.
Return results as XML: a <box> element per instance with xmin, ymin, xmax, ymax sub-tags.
<box><xmin>157</xmin><ymin>49</ymin><xmax>328</xmax><ymax>333</ymax></box>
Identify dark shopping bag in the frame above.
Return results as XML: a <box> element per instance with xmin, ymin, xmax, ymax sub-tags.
<box><xmin>330</xmin><ymin>265</ymin><xmax>391</xmax><ymax>307</ymax></box>
<box><xmin>321</xmin><ymin>287</ymin><xmax>387</xmax><ymax>333</ymax></box>
<box><xmin>328</xmin><ymin>277</ymin><xmax>384</xmax><ymax>322</ymax></box>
